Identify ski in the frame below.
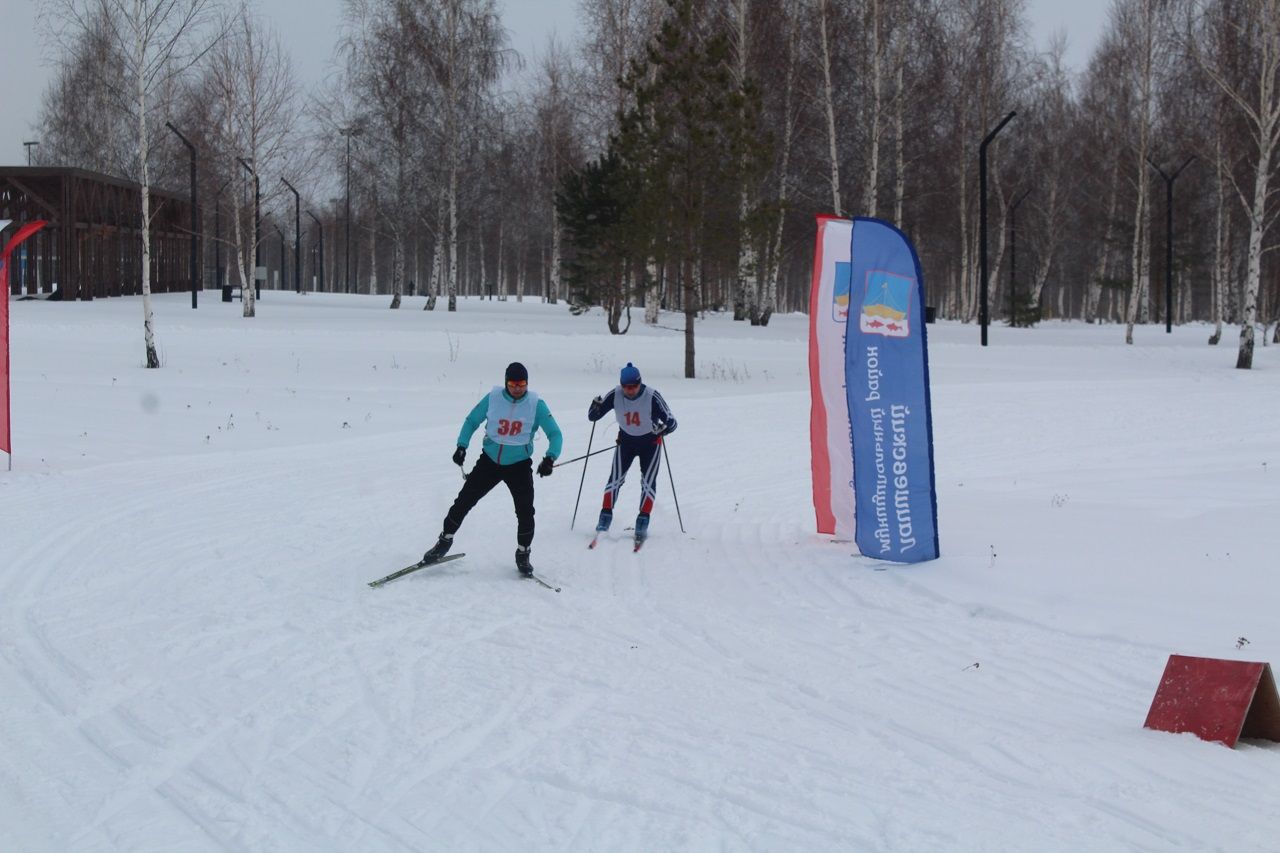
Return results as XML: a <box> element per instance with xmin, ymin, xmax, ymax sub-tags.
<box><xmin>633</xmin><ymin>537</ymin><xmax>646</xmax><ymax>553</ymax></box>
<box><xmin>588</xmin><ymin>534</ymin><xmax>601</xmax><ymax>549</ymax></box>
<box><xmin>525</xmin><ymin>572</ymin><xmax>561</xmax><ymax>592</ymax></box>
<box><xmin>368</xmin><ymin>553</ymin><xmax>466</xmax><ymax>588</ymax></box>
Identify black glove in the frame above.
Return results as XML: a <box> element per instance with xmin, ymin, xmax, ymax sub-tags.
<box><xmin>588</xmin><ymin>395</ymin><xmax>604</xmax><ymax>420</ymax></box>
<box><xmin>651</xmin><ymin>420</ymin><xmax>668</xmax><ymax>436</ymax></box>
<box><xmin>452</xmin><ymin>446</ymin><xmax>466</xmax><ymax>467</ymax></box>
<box><xmin>537</xmin><ymin>456</ymin><xmax>555</xmax><ymax>477</ymax></box>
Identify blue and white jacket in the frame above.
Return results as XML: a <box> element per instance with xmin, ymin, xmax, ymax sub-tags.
<box><xmin>458</xmin><ymin>388</ymin><xmax>563</xmax><ymax>465</ymax></box>
<box><xmin>588</xmin><ymin>385</ymin><xmax>677</xmax><ymax>449</ymax></box>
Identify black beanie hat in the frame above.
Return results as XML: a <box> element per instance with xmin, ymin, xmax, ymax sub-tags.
<box><xmin>505</xmin><ymin>362</ymin><xmax>528</xmax><ymax>382</ymax></box>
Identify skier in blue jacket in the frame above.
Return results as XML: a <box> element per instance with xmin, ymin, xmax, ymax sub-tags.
<box><xmin>588</xmin><ymin>362</ymin><xmax>677</xmax><ymax>543</ymax></box>
<box><xmin>423</xmin><ymin>362</ymin><xmax>563</xmax><ymax>576</ymax></box>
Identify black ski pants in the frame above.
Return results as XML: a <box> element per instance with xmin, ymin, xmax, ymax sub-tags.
<box><xmin>442</xmin><ymin>453</ymin><xmax>536</xmax><ymax>548</ymax></box>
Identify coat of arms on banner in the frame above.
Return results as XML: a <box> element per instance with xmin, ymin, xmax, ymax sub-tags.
<box><xmin>832</xmin><ymin>261</ymin><xmax>851</xmax><ymax>322</ymax></box>
<box><xmin>860</xmin><ymin>270</ymin><xmax>913</xmax><ymax>337</ymax></box>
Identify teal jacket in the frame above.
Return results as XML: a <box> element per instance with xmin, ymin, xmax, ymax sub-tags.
<box><xmin>457</xmin><ymin>390</ymin><xmax>563</xmax><ymax>465</ymax></box>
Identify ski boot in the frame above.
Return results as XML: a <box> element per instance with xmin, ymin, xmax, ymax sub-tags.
<box><xmin>515</xmin><ymin>546</ymin><xmax>534</xmax><ymax>577</ymax></box>
<box><xmin>596</xmin><ymin>508</ymin><xmax>613</xmax><ymax>532</ymax></box>
<box><xmin>422</xmin><ymin>533</ymin><xmax>453</xmax><ymax>565</ymax></box>
<box><xmin>634</xmin><ymin>513</ymin><xmax>650</xmax><ymax>547</ymax></box>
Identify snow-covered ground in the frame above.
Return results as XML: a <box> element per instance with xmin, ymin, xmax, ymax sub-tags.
<box><xmin>2</xmin><ymin>292</ymin><xmax>1277</xmax><ymax>852</ymax></box>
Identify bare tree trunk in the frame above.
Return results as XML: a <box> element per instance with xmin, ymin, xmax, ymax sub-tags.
<box><xmin>893</xmin><ymin>55</ymin><xmax>906</xmax><ymax>226</ymax></box>
<box><xmin>863</xmin><ymin>0</ymin><xmax>881</xmax><ymax>218</ymax></box>
<box><xmin>516</xmin><ymin>246</ymin><xmax>525</xmax><ymax>303</ymax></box>
<box><xmin>498</xmin><ymin>220</ymin><xmax>507</xmax><ymax>300</ymax></box>
<box><xmin>136</xmin><ymin>53</ymin><xmax>160</xmax><ymax>365</ymax></box>
<box><xmin>683</xmin><ymin>258</ymin><xmax>697</xmax><ymax>378</ymax></box>
<box><xmin>644</xmin><ymin>254</ymin><xmax>660</xmax><ymax>324</ymax></box>
<box><xmin>390</xmin><ymin>225</ymin><xmax>403</xmax><ymax>309</ymax></box>
<box><xmin>549</xmin><ymin>192</ymin><xmax>561</xmax><ymax>305</ymax></box>
<box><xmin>1125</xmin><ymin>0</ymin><xmax>1156</xmax><ymax>345</ymax></box>
<box><xmin>729</xmin><ymin>0</ymin><xmax>760</xmax><ymax>324</ymax></box>
<box><xmin>447</xmin><ymin>151</ymin><xmax>458</xmax><ymax>311</ymax></box>
<box><xmin>1086</xmin><ymin>159</ymin><xmax>1119</xmax><ymax>323</ymax></box>
<box><xmin>818</xmin><ymin>0</ymin><xmax>842</xmax><ymax>216</ymax></box>
<box><xmin>958</xmin><ymin>118</ymin><xmax>973</xmax><ymax>321</ymax></box>
<box><xmin>1210</xmin><ymin>129</ymin><xmax>1227</xmax><ymax>344</ymax></box>
<box><xmin>764</xmin><ymin>10</ymin><xmax>799</xmax><ymax>329</ymax></box>
<box><xmin>426</xmin><ymin>192</ymin><xmax>444</xmax><ymax>310</ymax></box>
<box><xmin>1029</xmin><ymin>178</ymin><xmax>1060</xmax><ymax>310</ymax></box>
<box><xmin>1237</xmin><ymin>145</ymin><xmax>1273</xmax><ymax>367</ymax></box>
<box><xmin>478</xmin><ymin>224</ymin><xmax>487</xmax><ymax>299</ymax></box>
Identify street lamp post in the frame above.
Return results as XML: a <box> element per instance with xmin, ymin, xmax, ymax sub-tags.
<box><xmin>237</xmin><ymin>157</ymin><xmax>260</xmax><ymax>300</ymax></box>
<box><xmin>339</xmin><ymin>124</ymin><xmax>363</xmax><ymax>294</ymax></box>
<box><xmin>274</xmin><ymin>224</ymin><xmax>286</xmax><ymax>290</ymax></box>
<box><xmin>306</xmin><ymin>210</ymin><xmax>324</xmax><ymax>292</ymax></box>
<box><xmin>979</xmin><ymin>111</ymin><xmax>1016</xmax><ymax>346</ymax></box>
<box><xmin>1147</xmin><ymin>155</ymin><xmax>1196</xmax><ymax>333</ymax></box>
<box><xmin>213</xmin><ymin>178</ymin><xmax>233</xmax><ymax>301</ymax></box>
<box><xmin>165</xmin><ymin>122</ymin><xmax>199</xmax><ymax>309</ymax></box>
<box><xmin>281</xmin><ymin>178</ymin><xmax>302</xmax><ymax>294</ymax></box>
<box><xmin>22</xmin><ymin>141</ymin><xmax>39</xmax><ymax>165</ymax></box>
<box><xmin>1008</xmin><ymin>188</ymin><xmax>1032</xmax><ymax>327</ymax></box>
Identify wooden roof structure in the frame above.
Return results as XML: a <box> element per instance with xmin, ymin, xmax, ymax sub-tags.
<box><xmin>0</xmin><ymin>166</ymin><xmax>196</xmax><ymax>301</ymax></box>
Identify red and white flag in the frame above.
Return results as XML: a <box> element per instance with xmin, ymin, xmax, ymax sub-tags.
<box><xmin>808</xmin><ymin>215</ymin><xmax>856</xmax><ymax>538</ymax></box>
<box><xmin>1</xmin><ymin>220</ymin><xmax>48</xmax><ymax>459</ymax></box>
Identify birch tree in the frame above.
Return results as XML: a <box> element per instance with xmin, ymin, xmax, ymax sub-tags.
<box><xmin>44</xmin><ymin>0</ymin><xmax>222</xmax><ymax>366</ymax></box>
<box><xmin>36</xmin><ymin>7</ymin><xmax>137</xmax><ymax>178</ymax></box>
<box><xmin>413</xmin><ymin>0</ymin><xmax>512</xmax><ymax>312</ymax></box>
<box><xmin>199</xmin><ymin>6</ymin><xmax>302</xmax><ymax>319</ymax></box>
<box><xmin>816</xmin><ymin>0</ymin><xmax>843</xmax><ymax>216</ymax></box>
<box><xmin>1192</xmin><ymin>0</ymin><xmax>1280</xmax><ymax>368</ymax></box>
<box><xmin>1120</xmin><ymin>0</ymin><xmax>1166</xmax><ymax>345</ymax></box>
<box><xmin>342</xmin><ymin>0</ymin><xmax>433</xmax><ymax>310</ymax></box>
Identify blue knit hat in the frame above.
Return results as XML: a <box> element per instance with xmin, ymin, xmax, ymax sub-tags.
<box><xmin>619</xmin><ymin>363</ymin><xmax>641</xmax><ymax>385</ymax></box>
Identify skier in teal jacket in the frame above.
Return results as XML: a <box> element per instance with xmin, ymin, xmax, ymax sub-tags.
<box><xmin>422</xmin><ymin>362</ymin><xmax>563</xmax><ymax>575</ymax></box>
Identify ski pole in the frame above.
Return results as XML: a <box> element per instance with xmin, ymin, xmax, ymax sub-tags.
<box><xmin>660</xmin><ymin>437</ymin><xmax>685</xmax><ymax>533</ymax></box>
<box><xmin>569</xmin><ymin>421</ymin><xmax>597</xmax><ymax>530</ymax></box>
<box><xmin>554</xmin><ymin>445</ymin><xmax>613</xmax><ymax>468</ymax></box>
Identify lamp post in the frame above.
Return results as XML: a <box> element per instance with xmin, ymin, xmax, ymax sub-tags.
<box><xmin>1008</xmin><ymin>188</ymin><xmax>1032</xmax><ymax>327</ymax></box>
<box><xmin>165</xmin><ymin>122</ymin><xmax>199</xmax><ymax>309</ymax></box>
<box><xmin>236</xmin><ymin>157</ymin><xmax>260</xmax><ymax>299</ymax></box>
<box><xmin>979</xmin><ymin>110</ymin><xmax>1016</xmax><ymax>346</ymax></box>
<box><xmin>23</xmin><ymin>141</ymin><xmax>39</xmax><ymax>165</ymax></box>
<box><xmin>274</xmin><ymin>223</ymin><xmax>286</xmax><ymax>290</ymax></box>
<box><xmin>281</xmin><ymin>178</ymin><xmax>301</xmax><ymax>294</ymax></box>
<box><xmin>306</xmin><ymin>210</ymin><xmax>323</xmax><ymax>292</ymax></box>
<box><xmin>1146</xmin><ymin>155</ymin><xmax>1196</xmax><ymax>333</ymax></box>
<box><xmin>213</xmin><ymin>177</ymin><xmax>233</xmax><ymax>301</ymax></box>
<box><xmin>339</xmin><ymin>124</ymin><xmax>363</xmax><ymax>294</ymax></box>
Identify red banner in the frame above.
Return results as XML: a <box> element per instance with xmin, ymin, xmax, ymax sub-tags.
<box><xmin>1</xmin><ymin>220</ymin><xmax>48</xmax><ymax>457</ymax></box>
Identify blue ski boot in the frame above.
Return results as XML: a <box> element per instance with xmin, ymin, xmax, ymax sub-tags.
<box><xmin>634</xmin><ymin>513</ymin><xmax>650</xmax><ymax>542</ymax></box>
<box><xmin>596</xmin><ymin>508</ymin><xmax>613</xmax><ymax>532</ymax></box>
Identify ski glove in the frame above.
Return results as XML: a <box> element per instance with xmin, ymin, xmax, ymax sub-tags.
<box><xmin>452</xmin><ymin>446</ymin><xmax>466</xmax><ymax>467</ymax></box>
<box><xmin>537</xmin><ymin>456</ymin><xmax>555</xmax><ymax>477</ymax></box>
<box><xmin>588</xmin><ymin>396</ymin><xmax>605</xmax><ymax>421</ymax></box>
<box><xmin>651</xmin><ymin>420</ymin><xmax>669</xmax><ymax>436</ymax></box>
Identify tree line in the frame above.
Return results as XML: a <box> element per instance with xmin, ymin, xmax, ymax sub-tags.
<box><xmin>32</xmin><ymin>0</ymin><xmax>1280</xmax><ymax>371</ymax></box>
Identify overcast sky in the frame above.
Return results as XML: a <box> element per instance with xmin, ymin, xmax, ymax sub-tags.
<box><xmin>0</xmin><ymin>0</ymin><xmax>1110</xmax><ymax>168</ymax></box>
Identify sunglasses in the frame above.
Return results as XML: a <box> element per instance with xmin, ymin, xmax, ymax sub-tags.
<box><xmin>621</xmin><ymin>382</ymin><xmax>640</xmax><ymax>391</ymax></box>
<box><xmin>506</xmin><ymin>379</ymin><xmax>528</xmax><ymax>389</ymax></box>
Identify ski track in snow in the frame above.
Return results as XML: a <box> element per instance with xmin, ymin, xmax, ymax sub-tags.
<box><xmin>2</xmin><ymin>294</ymin><xmax>1278</xmax><ymax>851</ymax></box>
